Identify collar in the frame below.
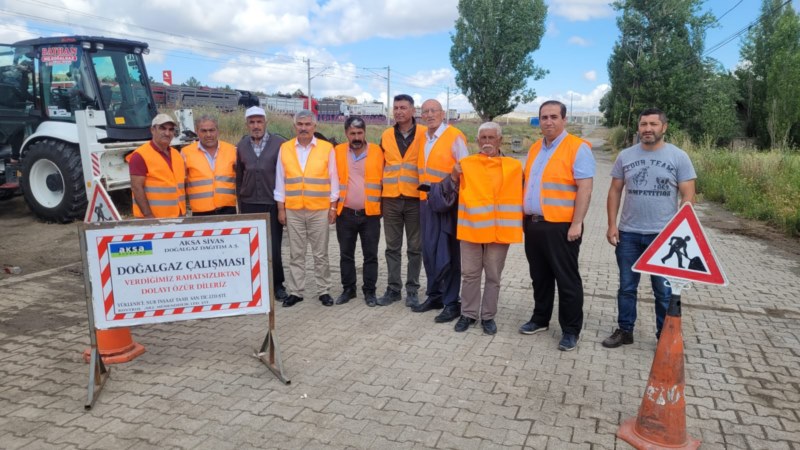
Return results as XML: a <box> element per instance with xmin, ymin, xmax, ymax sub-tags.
<box><xmin>394</xmin><ymin>118</ymin><xmax>416</xmax><ymax>133</ymax></box>
<box><xmin>250</xmin><ymin>133</ymin><xmax>269</xmax><ymax>146</ymax></box>
<box><xmin>543</xmin><ymin>130</ymin><xmax>568</xmax><ymax>149</ymax></box>
<box><xmin>427</xmin><ymin>122</ymin><xmax>448</xmax><ymax>140</ymax></box>
<box><xmin>149</xmin><ymin>140</ymin><xmax>171</xmax><ymax>155</ymax></box>
<box><xmin>198</xmin><ymin>142</ymin><xmax>219</xmax><ymax>153</ymax></box>
<box><xmin>294</xmin><ymin>136</ymin><xmax>318</xmax><ymax>148</ymax></box>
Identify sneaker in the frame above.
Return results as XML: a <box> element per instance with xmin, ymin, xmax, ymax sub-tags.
<box><xmin>376</xmin><ymin>289</ymin><xmax>401</xmax><ymax>306</ymax></box>
<box><xmin>558</xmin><ymin>333</ymin><xmax>580</xmax><ymax>351</ymax></box>
<box><xmin>519</xmin><ymin>321</ymin><xmax>549</xmax><ymax>335</ymax></box>
<box><xmin>602</xmin><ymin>329</ymin><xmax>634</xmax><ymax>348</ymax></box>
<box><xmin>454</xmin><ymin>315</ymin><xmax>476</xmax><ymax>332</ymax></box>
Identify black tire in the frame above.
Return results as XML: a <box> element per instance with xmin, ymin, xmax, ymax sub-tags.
<box><xmin>20</xmin><ymin>139</ymin><xmax>86</xmax><ymax>223</ymax></box>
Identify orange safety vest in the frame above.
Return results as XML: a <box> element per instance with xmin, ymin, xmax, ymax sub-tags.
<box><xmin>523</xmin><ymin>134</ymin><xmax>590</xmax><ymax>223</ymax></box>
<box><xmin>280</xmin><ymin>139</ymin><xmax>334</xmax><ymax>210</ymax></box>
<box><xmin>457</xmin><ymin>154</ymin><xmax>523</xmax><ymax>244</ymax></box>
<box><xmin>334</xmin><ymin>142</ymin><xmax>384</xmax><ymax>216</ymax></box>
<box><xmin>381</xmin><ymin>124</ymin><xmax>427</xmax><ymax>198</ymax></box>
<box><xmin>127</xmin><ymin>142</ymin><xmax>186</xmax><ymax>218</ymax></box>
<box><xmin>181</xmin><ymin>141</ymin><xmax>237</xmax><ymax>213</ymax></box>
<box><xmin>417</xmin><ymin>125</ymin><xmax>465</xmax><ymax>201</ymax></box>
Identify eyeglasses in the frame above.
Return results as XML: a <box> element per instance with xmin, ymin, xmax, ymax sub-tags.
<box><xmin>421</xmin><ymin>109</ymin><xmax>442</xmax><ymax>115</ymax></box>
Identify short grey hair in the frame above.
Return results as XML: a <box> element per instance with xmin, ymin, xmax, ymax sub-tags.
<box><xmin>477</xmin><ymin>121</ymin><xmax>502</xmax><ymax>138</ymax></box>
<box><xmin>294</xmin><ymin>109</ymin><xmax>316</xmax><ymax>124</ymax></box>
<box><xmin>195</xmin><ymin>114</ymin><xmax>218</xmax><ymax>127</ymax></box>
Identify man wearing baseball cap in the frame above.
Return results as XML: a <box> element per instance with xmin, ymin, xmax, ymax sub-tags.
<box><xmin>235</xmin><ymin>106</ymin><xmax>289</xmax><ymax>300</ymax></box>
<box><xmin>127</xmin><ymin>113</ymin><xmax>186</xmax><ymax>218</ymax></box>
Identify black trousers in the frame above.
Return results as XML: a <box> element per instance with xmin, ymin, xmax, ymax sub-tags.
<box><xmin>523</xmin><ymin>218</ymin><xmax>584</xmax><ymax>336</ymax></box>
<box><xmin>239</xmin><ymin>202</ymin><xmax>285</xmax><ymax>290</ymax></box>
<box><xmin>336</xmin><ymin>208</ymin><xmax>381</xmax><ymax>294</ymax></box>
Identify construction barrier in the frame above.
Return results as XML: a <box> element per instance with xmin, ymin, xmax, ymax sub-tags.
<box><xmin>78</xmin><ymin>214</ymin><xmax>288</xmax><ymax>409</ymax></box>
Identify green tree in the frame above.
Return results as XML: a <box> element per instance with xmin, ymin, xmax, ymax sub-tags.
<box><xmin>740</xmin><ymin>0</ymin><xmax>800</xmax><ymax>148</ymax></box>
<box><xmin>449</xmin><ymin>0</ymin><xmax>547</xmax><ymax>121</ymax></box>
<box><xmin>699</xmin><ymin>69</ymin><xmax>739</xmax><ymax>146</ymax></box>
<box><xmin>603</xmin><ymin>0</ymin><xmax>715</xmax><ymax>144</ymax></box>
<box><xmin>183</xmin><ymin>76</ymin><xmax>202</xmax><ymax>87</ymax></box>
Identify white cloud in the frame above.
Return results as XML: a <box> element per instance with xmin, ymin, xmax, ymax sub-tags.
<box><xmin>0</xmin><ymin>19</ymin><xmax>37</xmax><ymax>43</ymax></box>
<box><xmin>547</xmin><ymin>0</ymin><xmax>614</xmax><ymax>21</ymax></box>
<box><xmin>313</xmin><ymin>0</ymin><xmax>458</xmax><ymax>46</ymax></box>
<box><xmin>517</xmin><ymin>84</ymin><xmax>610</xmax><ymax>113</ymax></box>
<box><xmin>584</xmin><ymin>70</ymin><xmax>597</xmax><ymax>81</ymax></box>
<box><xmin>546</xmin><ymin>20</ymin><xmax>559</xmax><ymax>37</ymax></box>
<box><xmin>568</xmin><ymin>36</ymin><xmax>590</xmax><ymax>47</ymax></box>
<box><xmin>401</xmin><ymin>68</ymin><xmax>453</xmax><ymax>89</ymax></box>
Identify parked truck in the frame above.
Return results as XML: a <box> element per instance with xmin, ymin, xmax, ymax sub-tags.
<box><xmin>0</xmin><ymin>35</ymin><xmax>193</xmax><ymax>222</ymax></box>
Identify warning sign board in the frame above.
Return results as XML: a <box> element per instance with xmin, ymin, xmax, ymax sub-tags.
<box><xmin>633</xmin><ymin>203</ymin><xmax>728</xmax><ymax>286</ymax></box>
<box><xmin>83</xmin><ymin>218</ymin><xmax>270</xmax><ymax>329</ymax></box>
<box><xmin>84</xmin><ymin>181</ymin><xmax>121</xmax><ymax>223</ymax></box>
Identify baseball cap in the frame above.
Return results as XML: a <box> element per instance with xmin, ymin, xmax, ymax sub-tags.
<box><xmin>151</xmin><ymin>113</ymin><xmax>176</xmax><ymax>127</ymax></box>
<box><xmin>245</xmin><ymin>106</ymin><xmax>266</xmax><ymax>118</ymax></box>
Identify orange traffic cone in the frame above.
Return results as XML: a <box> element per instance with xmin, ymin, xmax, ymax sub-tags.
<box><xmin>617</xmin><ymin>293</ymin><xmax>700</xmax><ymax>449</ymax></box>
<box><xmin>83</xmin><ymin>328</ymin><xmax>146</xmax><ymax>365</ymax></box>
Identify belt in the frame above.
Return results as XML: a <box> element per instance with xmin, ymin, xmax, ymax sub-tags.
<box><xmin>526</xmin><ymin>214</ymin><xmax>547</xmax><ymax>223</ymax></box>
<box><xmin>342</xmin><ymin>207</ymin><xmax>367</xmax><ymax>216</ymax></box>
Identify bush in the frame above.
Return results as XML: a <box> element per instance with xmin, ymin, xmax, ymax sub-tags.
<box><xmin>688</xmin><ymin>147</ymin><xmax>800</xmax><ymax>236</ymax></box>
<box><xmin>607</xmin><ymin>126</ymin><xmax>627</xmax><ymax>152</ymax></box>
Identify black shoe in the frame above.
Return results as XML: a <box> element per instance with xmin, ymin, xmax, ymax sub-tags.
<box><xmin>335</xmin><ymin>288</ymin><xmax>357</xmax><ymax>305</ymax></box>
<box><xmin>405</xmin><ymin>291</ymin><xmax>419</xmax><ymax>308</ymax></box>
<box><xmin>411</xmin><ymin>297</ymin><xmax>444</xmax><ymax>313</ymax></box>
<box><xmin>376</xmin><ymin>289</ymin><xmax>401</xmax><ymax>306</ymax></box>
<box><xmin>434</xmin><ymin>303</ymin><xmax>461</xmax><ymax>323</ymax></box>
<box><xmin>602</xmin><ymin>328</ymin><xmax>634</xmax><ymax>348</ymax></box>
<box><xmin>481</xmin><ymin>319</ymin><xmax>497</xmax><ymax>335</ymax></box>
<box><xmin>518</xmin><ymin>321</ymin><xmax>548</xmax><ymax>335</ymax></box>
<box><xmin>275</xmin><ymin>286</ymin><xmax>288</xmax><ymax>301</ymax></box>
<box><xmin>365</xmin><ymin>292</ymin><xmax>378</xmax><ymax>307</ymax></box>
<box><xmin>319</xmin><ymin>294</ymin><xmax>334</xmax><ymax>307</ymax></box>
<box><xmin>282</xmin><ymin>295</ymin><xmax>303</xmax><ymax>307</ymax></box>
<box><xmin>454</xmin><ymin>315</ymin><xmax>476</xmax><ymax>332</ymax></box>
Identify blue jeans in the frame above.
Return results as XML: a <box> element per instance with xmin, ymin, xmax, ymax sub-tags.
<box><xmin>616</xmin><ymin>231</ymin><xmax>671</xmax><ymax>334</ymax></box>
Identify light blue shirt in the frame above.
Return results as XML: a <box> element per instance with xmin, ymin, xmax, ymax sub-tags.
<box><xmin>523</xmin><ymin>130</ymin><xmax>595</xmax><ymax>215</ymax></box>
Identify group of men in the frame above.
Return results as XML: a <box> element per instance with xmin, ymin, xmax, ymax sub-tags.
<box><xmin>129</xmin><ymin>95</ymin><xmax>695</xmax><ymax>352</ymax></box>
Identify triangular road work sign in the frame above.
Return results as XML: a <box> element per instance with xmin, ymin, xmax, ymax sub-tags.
<box><xmin>633</xmin><ymin>203</ymin><xmax>728</xmax><ymax>286</ymax></box>
<box><xmin>84</xmin><ymin>180</ymin><xmax>121</xmax><ymax>223</ymax></box>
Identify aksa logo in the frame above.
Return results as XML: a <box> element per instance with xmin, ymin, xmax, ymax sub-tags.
<box><xmin>110</xmin><ymin>241</ymin><xmax>153</xmax><ymax>258</ymax></box>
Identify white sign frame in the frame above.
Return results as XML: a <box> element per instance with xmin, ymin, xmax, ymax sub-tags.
<box><xmin>83</xmin><ymin>217</ymin><xmax>270</xmax><ymax>329</ymax></box>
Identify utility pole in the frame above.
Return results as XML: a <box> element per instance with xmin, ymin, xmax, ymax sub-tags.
<box><xmin>386</xmin><ymin>66</ymin><xmax>391</xmax><ymax>126</ymax></box>
<box><xmin>570</xmin><ymin>92</ymin><xmax>574</xmax><ymax>124</ymax></box>
<box><xmin>306</xmin><ymin>58</ymin><xmax>311</xmax><ymax>108</ymax></box>
<box><xmin>445</xmin><ymin>86</ymin><xmax>450</xmax><ymax>123</ymax></box>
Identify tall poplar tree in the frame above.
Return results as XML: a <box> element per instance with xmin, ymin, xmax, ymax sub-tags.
<box><xmin>449</xmin><ymin>0</ymin><xmax>547</xmax><ymax>121</ymax></box>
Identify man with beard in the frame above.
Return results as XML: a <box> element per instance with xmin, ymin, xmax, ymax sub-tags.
<box><xmin>412</xmin><ymin>99</ymin><xmax>469</xmax><ymax>324</ymax></box>
<box><xmin>603</xmin><ymin>108</ymin><xmax>696</xmax><ymax>347</ymax></box>
<box><xmin>332</xmin><ymin>117</ymin><xmax>384</xmax><ymax>307</ymax></box>
<box><xmin>274</xmin><ymin>110</ymin><xmax>339</xmax><ymax>308</ymax></box>
<box><xmin>235</xmin><ymin>106</ymin><xmax>288</xmax><ymax>300</ymax></box>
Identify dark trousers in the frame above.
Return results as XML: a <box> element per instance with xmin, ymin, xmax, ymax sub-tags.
<box><xmin>336</xmin><ymin>208</ymin><xmax>381</xmax><ymax>294</ymax></box>
<box><xmin>382</xmin><ymin>196</ymin><xmax>421</xmax><ymax>294</ymax></box>
<box><xmin>240</xmin><ymin>202</ymin><xmax>285</xmax><ymax>290</ymax></box>
<box><xmin>523</xmin><ymin>218</ymin><xmax>584</xmax><ymax>336</ymax></box>
<box><xmin>192</xmin><ymin>206</ymin><xmax>237</xmax><ymax>216</ymax></box>
<box><xmin>420</xmin><ymin>200</ymin><xmax>461</xmax><ymax>307</ymax></box>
